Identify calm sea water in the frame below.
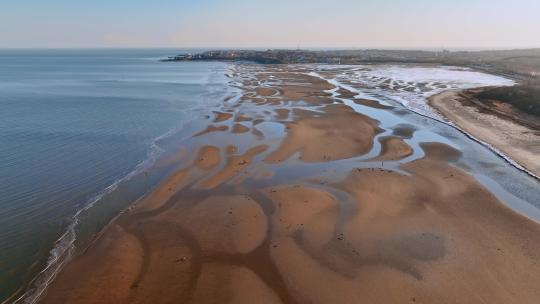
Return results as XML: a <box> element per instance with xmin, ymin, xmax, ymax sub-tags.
<box><xmin>0</xmin><ymin>49</ymin><xmax>230</xmax><ymax>303</ymax></box>
<box><xmin>2</xmin><ymin>50</ymin><xmax>539</xmax><ymax>304</ymax></box>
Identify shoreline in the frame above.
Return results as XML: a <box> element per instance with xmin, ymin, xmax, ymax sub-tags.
<box><xmin>34</xmin><ymin>64</ymin><xmax>540</xmax><ymax>304</ymax></box>
<box><xmin>7</xmin><ymin>62</ymin><xmax>238</xmax><ymax>304</ymax></box>
<box><xmin>429</xmin><ymin>89</ymin><xmax>540</xmax><ymax>178</ymax></box>
<box><xmin>16</xmin><ymin>66</ymin><xmax>540</xmax><ymax>303</ymax></box>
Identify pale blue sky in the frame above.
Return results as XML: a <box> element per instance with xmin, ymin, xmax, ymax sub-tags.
<box><xmin>1</xmin><ymin>0</ymin><xmax>539</xmax><ymax>48</ymax></box>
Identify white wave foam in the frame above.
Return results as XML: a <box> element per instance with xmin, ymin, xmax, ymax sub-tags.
<box><xmin>11</xmin><ymin>64</ymin><xmax>237</xmax><ymax>304</ymax></box>
<box><xmin>11</xmin><ymin>134</ymin><xmax>165</xmax><ymax>304</ymax></box>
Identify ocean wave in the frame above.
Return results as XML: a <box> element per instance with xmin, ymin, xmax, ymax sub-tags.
<box><xmin>9</xmin><ymin>64</ymin><xmax>237</xmax><ymax>304</ymax></box>
<box><xmin>10</xmin><ymin>130</ymin><xmax>165</xmax><ymax>304</ymax></box>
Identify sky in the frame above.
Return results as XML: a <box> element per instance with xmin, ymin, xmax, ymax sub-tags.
<box><xmin>1</xmin><ymin>0</ymin><xmax>539</xmax><ymax>49</ymax></box>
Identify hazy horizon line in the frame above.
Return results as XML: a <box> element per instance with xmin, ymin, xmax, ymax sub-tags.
<box><xmin>2</xmin><ymin>46</ymin><xmax>540</xmax><ymax>52</ymax></box>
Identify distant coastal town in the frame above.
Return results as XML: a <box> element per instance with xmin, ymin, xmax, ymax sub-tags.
<box><xmin>163</xmin><ymin>48</ymin><xmax>540</xmax><ymax>80</ymax></box>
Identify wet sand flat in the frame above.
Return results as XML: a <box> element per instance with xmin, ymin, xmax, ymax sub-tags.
<box><xmin>40</xmin><ymin>65</ymin><xmax>540</xmax><ymax>304</ymax></box>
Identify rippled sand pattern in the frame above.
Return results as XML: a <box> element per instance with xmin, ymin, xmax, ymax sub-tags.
<box><xmin>41</xmin><ymin>65</ymin><xmax>540</xmax><ymax>304</ymax></box>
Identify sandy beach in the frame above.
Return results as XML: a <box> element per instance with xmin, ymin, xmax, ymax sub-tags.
<box><xmin>39</xmin><ymin>65</ymin><xmax>540</xmax><ymax>304</ymax></box>
<box><xmin>429</xmin><ymin>90</ymin><xmax>540</xmax><ymax>177</ymax></box>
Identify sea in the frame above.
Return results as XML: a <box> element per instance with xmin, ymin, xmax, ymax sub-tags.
<box><xmin>0</xmin><ymin>49</ymin><xmax>231</xmax><ymax>303</ymax></box>
<box><xmin>1</xmin><ymin>49</ymin><xmax>540</xmax><ymax>304</ymax></box>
